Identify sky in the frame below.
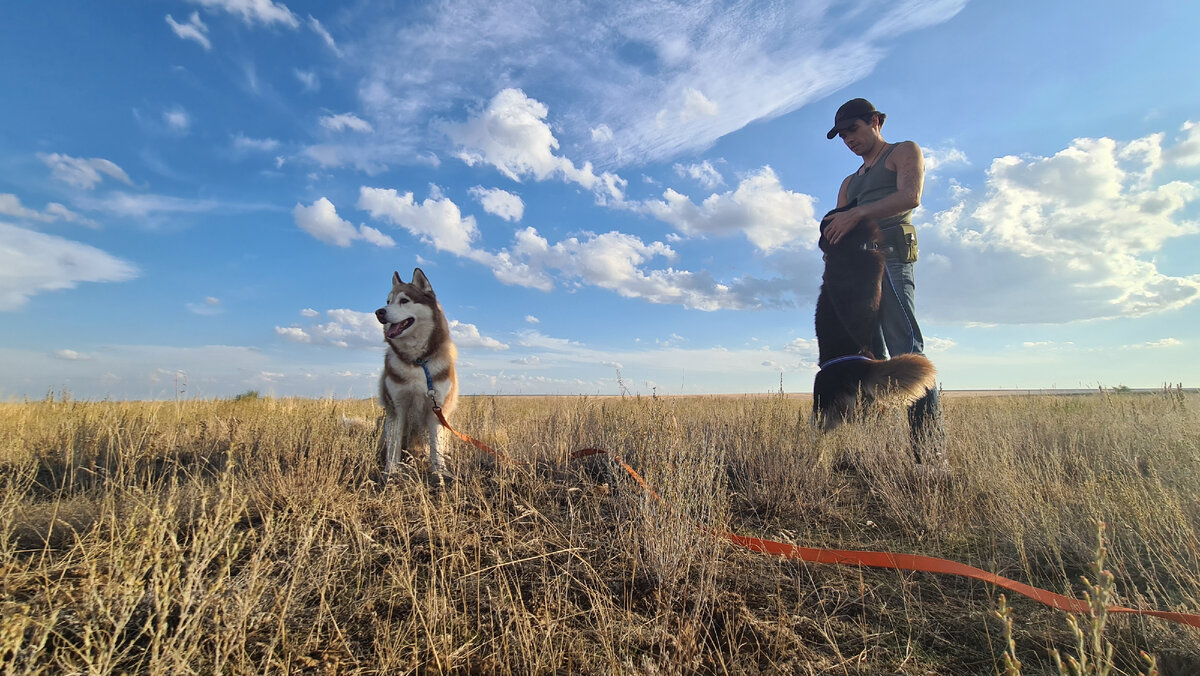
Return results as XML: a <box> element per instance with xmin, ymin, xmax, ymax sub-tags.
<box><xmin>2</xmin><ymin>0</ymin><xmax>1199</xmax><ymax>400</ymax></box>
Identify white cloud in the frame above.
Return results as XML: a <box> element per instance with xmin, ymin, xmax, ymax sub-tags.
<box><xmin>449</xmin><ymin>320</ymin><xmax>509</xmax><ymax>350</ymax></box>
<box><xmin>187</xmin><ymin>296</ymin><xmax>223</xmax><ymax>315</ymax></box>
<box><xmin>357</xmin><ymin>224</ymin><xmax>395</xmax><ymax>247</ymax></box>
<box><xmin>274</xmin><ymin>326</ymin><xmax>311</xmax><ymax>343</ymax></box>
<box><xmin>783</xmin><ymin>337</ymin><xmax>817</xmax><ymax>355</ymax></box>
<box><xmin>277</xmin><ymin>311</ymin><xmax>507</xmax><ymax>355</ymax></box>
<box><xmin>1123</xmin><ymin>337</ymin><xmax>1182</xmax><ymax>349</ymax></box>
<box><xmin>166</xmin><ymin>12</ymin><xmax>211</xmax><ymax>50</ymax></box>
<box><xmin>475</xmin><ymin>227</ymin><xmax>760</xmax><ymax>310</ymax></box>
<box><xmin>307</xmin><ymin>15</ymin><xmax>342</xmax><ymax>56</ymax></box>
<box><xmin>293</xmin><ymin>197</ymin><xmax>394</xmax><ymax>248</ymax></box>
<box><xmin>445</xmin><ymin>88</ymin><xmax>626</xmax><ymax>203</ymax></box>
<box><xmin>39</xmin><ymin>153</ymin><xmax>133</xmax><ymax>190</ymax></box>
<box><xmin>187</xmin><ymin>0</ymin><xmax>299</xmax><ymax>28</ymax></box>
<box><xmin>923</xmin><ymin>145</ymin><xmax>969</xmax><ymax>174</ymax></box>
<box><xmin>469</xmin><ymin>186</ymin><xmax>524</xmax><ymax>222</ymax></box>
<box><xmin>353</xmin><ymin>179</ymin><xmax>770</xmax><ymax>311</ymax></box>
<box><xmin>923</xmin><ymin>130</ymin><xmax>1200</xmax><ymax>323</ymax></box>
<box><xmin>642</xmin><ymin>166</ymin><xmax>820</xmax><ymax>252</ymax></box>
<box><xmin>73</xmin><ymin>192</ymin><xmax>224</xmax><ymax>219</ymax></box>
<box><xmin>232</xmin><ymin>133</ymin><xmax>280</xmax><ymax>153</ymax></box>
<box><xmin>164</xmin><ymin>107</ymin><xmax>191</xmax><ymax>133</ymax></box>
<box><xmin>316</xmin><ymin>1</ymin><xmax>969</xmax><ymax>175</ymax></box>
<box><xmin>524</xmin><ymin>315</ymin><xmax>539</xmax><ymax>324</ymax></box>
<box><xmin>300</xmin><ymin>308</ymin><xmax>319</xmax><ymax>317</ymax></box>
<box><xmin>320</xmin><ymin>113</ymin><xmax>373</xmax><ymax>133</ymax></box>
<box><xmin>276</xmin><ymin>308</ymin><xmax>379</xmax><ymax>349</ymax></box>
<box><xmin>673</xmin><ymin>160</ymin><xmax>724</xmax><ymax>189</ymax></box>
<box><xmin>1165</xmin><ymin>121</ymin><xmax>1200</xmax><ymax>167</ymax></box>
<box><xmin>358</xmin><ymin>186</ymin><xmax>478</xmax><ymax>255</ymax></box>
<box><xmin>294</xmin><ymin>68</ymin><xmax>319</xmax><ymax>92</ymax></box>
<box><xmin>0</xmin><ymin>194</ymin><xmax>95</xmax><ymax>226</ymax></box>
<box><xmin>0</xmin><ymin>343</ymin><xmax>389</xmax><ymax>400</ymax></box>
<box><xmin>52</xmin><ymin>349</ymin><xmax>91</xmax><ymax>361</ymax></box>
<box><xmin>664</xmin><ymin>87</ymin><xmax>719</xmax><ymax>125</ymax></box>
<box><xmin>923</xmin><ymin>336</ymin><xmax>957</xmax><ymax>353</ymax></box>
<box><xmin>0</xmin><ymin>223</ymin><xmax>137</xmax><ymax>310</ymax></box>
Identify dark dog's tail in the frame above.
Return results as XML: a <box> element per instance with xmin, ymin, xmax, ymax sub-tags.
<box><xmin>860</xmin><ymin>354</ymin><xmax>937</xmax><ymax>404</ymax></box>
<box><xmin>813</xmin><ymin>354</ymin><xmax>937</xmax><ymax>429</ymax></box>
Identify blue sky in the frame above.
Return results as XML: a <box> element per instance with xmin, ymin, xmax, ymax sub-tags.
<box><xmin>2</xmin><ymin>0</ymin><xmax>1198</xmax><ymax>400</ymax></box>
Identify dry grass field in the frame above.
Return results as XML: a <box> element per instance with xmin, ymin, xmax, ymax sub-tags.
<box><xmin>1</xmin><ymin>389</ymin><xmax>1198</xmax><ymax>674</ymax></box>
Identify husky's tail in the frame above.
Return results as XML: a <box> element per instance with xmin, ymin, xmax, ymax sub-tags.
<box><xmin>860</xmin><ymin>353</ymin><xmax>937</xmax><ymax>404</ymax></box>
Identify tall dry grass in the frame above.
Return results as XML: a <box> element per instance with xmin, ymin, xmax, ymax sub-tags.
<box><xmin>0</xmin><ymin>389</ymin><xmax>1197</xmax><ymax>674</ymax></box>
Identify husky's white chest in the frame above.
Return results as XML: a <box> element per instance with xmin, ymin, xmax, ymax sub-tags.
<box><xmin>380</xmin><ymin>355</ymin><xmax>451</xmax><ymax>410</ymax></box>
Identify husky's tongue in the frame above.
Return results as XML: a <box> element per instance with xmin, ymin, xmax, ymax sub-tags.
<box><xmin>386</xmin><ymin>317</ymin><xmax>414</xmax><ymax>339</ymax></box>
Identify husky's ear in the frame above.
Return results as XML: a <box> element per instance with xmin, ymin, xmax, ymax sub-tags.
<box><xmin>411</xmin><ymin>268</ymin><xmax>432</xmax><ymax>293</ymax></box>
<box><xmin>392</xmin><ymin>271</ymin><xmax>403</xmax><ymax>287</ymax></box>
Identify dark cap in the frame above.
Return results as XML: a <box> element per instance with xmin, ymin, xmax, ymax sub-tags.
<box><xmin>826</xmin><ymin>98</ymin><xmax>886</xmax><ymax>139</ymax></box>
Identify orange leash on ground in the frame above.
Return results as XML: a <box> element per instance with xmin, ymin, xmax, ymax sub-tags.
<box><xmin>435</xmin><ymin>412</ymin><xmax>1200</xmax><ymax>630</ymax></box>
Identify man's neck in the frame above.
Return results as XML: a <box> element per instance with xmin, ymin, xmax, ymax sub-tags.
<box><xmin>861</xmin><ymin>138</ymin><xmax>888</xmax><ymax>168</ymax></box>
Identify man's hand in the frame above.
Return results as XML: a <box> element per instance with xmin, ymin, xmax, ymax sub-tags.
<box><xmin>823</xmin><ymin>207</ymin><xmax>861</xmax><ymax>245</ymax></box>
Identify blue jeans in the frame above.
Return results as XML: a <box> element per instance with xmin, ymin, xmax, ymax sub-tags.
<box><xmin>874</xmin><ymin>255</ymin><xmax>945</xmax><ymax>462</ymax></box>
<box><xmin>873</xmin><ymin>255</ymin><xmax>922</xmax><ymax>358</ymax></box>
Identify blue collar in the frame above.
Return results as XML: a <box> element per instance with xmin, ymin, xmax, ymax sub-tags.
<box><xmin>818</xmin><ymin>354</ymin><xmax>870</xmax><ymax>370</ymax></box>
<box><xmin>415</xmin><ymin>358</ymin><xmax>435</xmax><ymax>394</ymax></box>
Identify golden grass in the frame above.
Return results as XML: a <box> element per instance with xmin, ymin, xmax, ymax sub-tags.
<box><xmin>1</xmin><ymin>389</ymin><xmax>1198</xmax><ymax>674</ymax></box>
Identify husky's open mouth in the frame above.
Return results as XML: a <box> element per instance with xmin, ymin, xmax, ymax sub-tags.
<box><xmin>385</xmin><ymin>317</ymin><xmax>414</xmax><ymax>339</ymax></box>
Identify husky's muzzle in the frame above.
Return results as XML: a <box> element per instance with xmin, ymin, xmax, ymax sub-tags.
<box><xmin>376</xmin><ymin>309</ymin><xmax>414</xmax><ymax>339</ymax></box>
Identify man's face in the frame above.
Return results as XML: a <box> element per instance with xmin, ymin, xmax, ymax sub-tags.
<box><xmin>837</xmin><ymin>117</ymin><xmax>880</xmax><ymax>157</ymax></box>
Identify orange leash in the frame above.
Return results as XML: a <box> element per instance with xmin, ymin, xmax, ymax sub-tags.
<box><xmin>435</xmin><ymin>412</ymin><xmax>1200</xmax><ymax>630</ymax></box>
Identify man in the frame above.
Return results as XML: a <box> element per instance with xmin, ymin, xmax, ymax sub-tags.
<box><xmin>824</xmin><ymin>98</ymin><xmax>946</xmax><ymax>466</ymax></box>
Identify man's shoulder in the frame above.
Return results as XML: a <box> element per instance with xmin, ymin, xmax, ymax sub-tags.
<box><xmin>887</xmin><ymin>140</ymin><xmax>923</xmax><ymax>166</ymax></box>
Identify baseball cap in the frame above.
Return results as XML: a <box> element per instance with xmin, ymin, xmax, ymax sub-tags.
<box><xmin>826</xmin><ymin>98</ymin><xmax>886</xmax><ymax>139</ymax></box>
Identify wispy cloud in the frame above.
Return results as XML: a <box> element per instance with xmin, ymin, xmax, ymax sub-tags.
<box><xmin>186</xmin><ymin>296</ymin><xmax>224</xmax><ymax>315</ymax></box>
<box><xmin>232</xmin><ymin>133</ymin><xmax>281</xmax><ymax>153</ymax></box>
<box><xmin>320</xmin><ymin>113</ymin><xmax>373</xmax><ymax>134</ymax></box>
<box><xmin>294</xmin><ymin>68</ymin><xmax>319</xmax><ymax>92</ymax></box>
<box><xmin>0</xmin><ymin>193</ymin><xmax>96</xmax><ymax>227</ymax></box>
<box><xmin>187</xmin><ymin>0</ymin><xmax>299</xmax><ymax>28</ymax></box>
<box><xmin>164</xmin><ymin>106</ymin><xmax>192</xmax><ymax>133</ymax></box>
<box><xmin>307</xmin><ymin>15</ymin><xmax>342</xmax><ymax>56</ymax></box>
<box><xmin>337</xmin><ymin>0</ymin><xmax>966</xmax><ymax>169</ymax></box>
<box><xmin>165</xmin><ymin>12</ymin><xmax>211</xmax><ymax>50</ymax></box>
<box><xmin>39</xmin><ymin>153</ymin><xmax>133</xmax><ymax>190</ymax></box>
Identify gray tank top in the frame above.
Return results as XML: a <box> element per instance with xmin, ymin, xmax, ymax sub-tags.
<box><xmin>845</xmin><ymin>143</ymin><xmax>912</xmax><ymax>230</ymax></box>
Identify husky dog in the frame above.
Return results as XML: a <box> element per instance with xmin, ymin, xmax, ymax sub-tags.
<box><xmin>813</xmin><ymin>206</ymin><xmax>935</xmax><ymax>430</ymax></box>
<box><xmin>375</xmin><ymin>268</ymin><xmax>458</xmax><ymax>477</ymax></box>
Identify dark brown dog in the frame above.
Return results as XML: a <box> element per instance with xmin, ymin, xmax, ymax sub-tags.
<box><xmin>812</xmin><ymin>206</ymin><xmax>935</xmax><ymax>429</ymax></box>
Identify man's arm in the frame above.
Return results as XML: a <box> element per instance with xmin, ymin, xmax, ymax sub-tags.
<box><xmin>824</xmin><ymin>141</ymin><xmax>924</xmax><ymax>245</ymax></box>
<box><xmin>835</xmin><ymin>174</ymin><xmax>853</xmax><ymax>209</ymax></box>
